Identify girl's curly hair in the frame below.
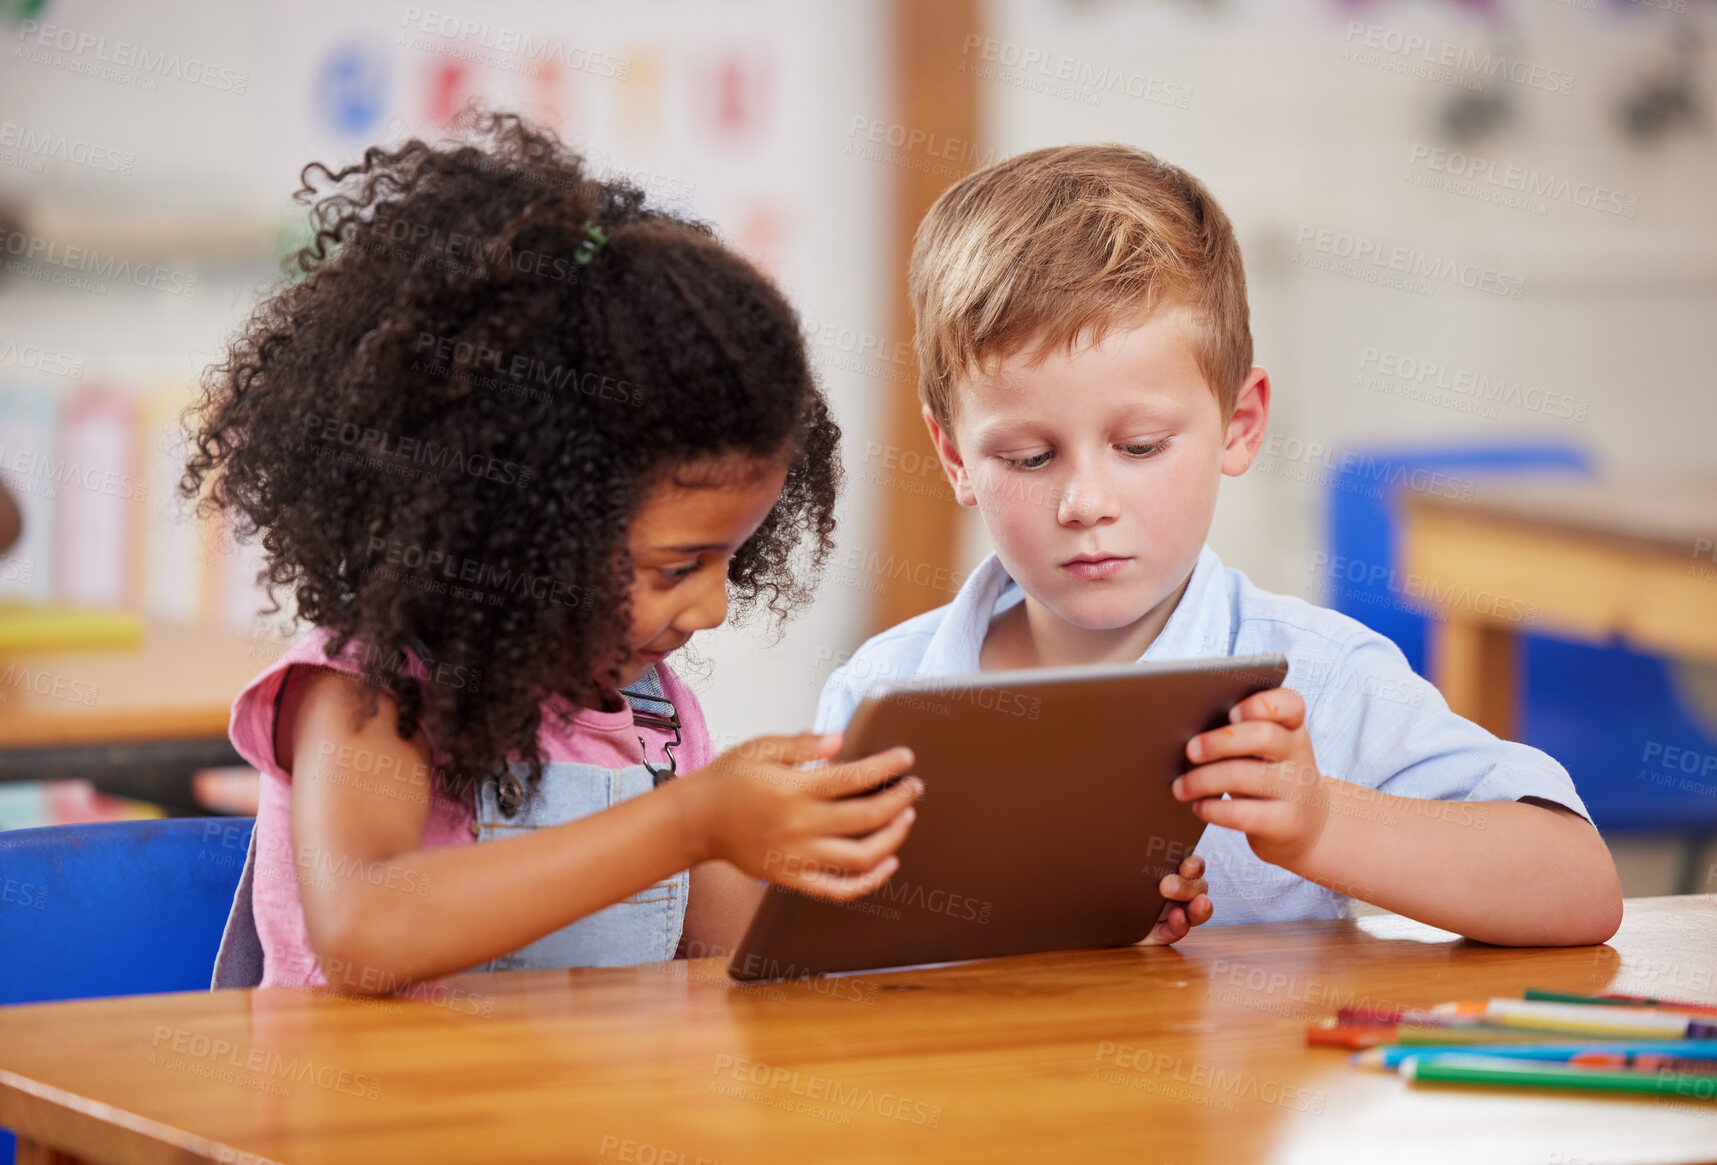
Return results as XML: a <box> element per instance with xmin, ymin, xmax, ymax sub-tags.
<box><xmin>182</xmin><ymin>111</ymin><xmax>840</xmax><ymax>803</ymax></box>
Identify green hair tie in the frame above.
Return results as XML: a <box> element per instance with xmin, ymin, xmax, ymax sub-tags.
<box><xmin>573</xmin><ymin>224</ymin><xmax>608</xmax><ymax>266</ymax></box>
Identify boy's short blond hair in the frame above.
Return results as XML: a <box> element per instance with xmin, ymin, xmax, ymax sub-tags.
<box><xmin>908</xmin><ymin>143</ymin><xmax>1251</xmax><ymax>430</ymax></box>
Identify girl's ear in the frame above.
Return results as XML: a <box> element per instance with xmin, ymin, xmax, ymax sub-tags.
<box><xmin>921</xmin><ymin>404</ymin><xmax>978</xmax><ymax>507</ymax></box>
<box><xmin>1220</xmin><ymin>366</ymin><xmax>1271</xmax><ymax>477</ymax></box>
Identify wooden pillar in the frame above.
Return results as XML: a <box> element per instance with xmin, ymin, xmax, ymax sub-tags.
<box><xmin>15</xmin><ymin>1137</ymin><xmax>88</xmax><ymax>1165</ymax></box>
<box><xmin>872</xmin><ymin>0</ymin><xmax>981</xmax><ymax>635</ymax></box>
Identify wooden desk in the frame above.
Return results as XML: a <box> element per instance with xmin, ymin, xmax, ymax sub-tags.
<box><xmin>1401</xmin><ymin>480</ymin><xmax>1717</xmax><ymax>740</ymax></box>
<box><xmin>0</xmin><ymin>620</ymin><xmax>274</xmax><ymax>810</ymax></box>
<box><xmin>3</xmin><ymin>895</ymin><xmax>1715</xmax><ymax>1164</ymax></box>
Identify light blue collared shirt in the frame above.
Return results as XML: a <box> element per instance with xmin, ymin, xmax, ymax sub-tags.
<box><xmin>814</xmin><ymin>545</ymin><xmax>1589</xmax><ymax>926</ymax></box>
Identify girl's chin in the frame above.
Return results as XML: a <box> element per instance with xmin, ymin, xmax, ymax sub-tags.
<box><xmin>614</xmin><ymin>661</ymin><xmax>655</xmax><ymax>688</ymax></box>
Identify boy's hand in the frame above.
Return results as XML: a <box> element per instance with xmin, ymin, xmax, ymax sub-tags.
<box><xmin>1140</xmin><ymin>853</ymin><xmax>1212</xmax><ymax>945</ymax></box>
<box><xmin>1173</xmin><ymin>688</ymin><xmax>1331</xmax><ymax>871</ymax></box>
<box><xmin>678</xmin><ymin>732</ymin><xmax>923</xmax><ymax>902</ymax></box>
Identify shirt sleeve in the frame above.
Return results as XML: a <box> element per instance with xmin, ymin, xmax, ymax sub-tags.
<box><xmin>813</xmin><ymin>662</ymin><xmax>867</xmax><ymax>736</ymax></box>
<box><xmin>227</xmin><ymin>628</ymin><xmax>455</xmax><ymax>779</ymax></box>
<box><xmin>1306</xmin><ymin>629</ymin><xmax>1592</xmax><ymax>822</ymax></box>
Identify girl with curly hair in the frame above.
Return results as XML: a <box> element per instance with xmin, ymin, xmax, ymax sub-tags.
<box><xmin>191</xmin><ymin>113</ymin><xmax>920</xmax><ymax>992</ymax></box>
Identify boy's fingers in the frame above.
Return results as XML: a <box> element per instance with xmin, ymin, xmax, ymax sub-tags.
<box><xmin>1191</xmin><ymin>795</ymin><xmax>1294</xmax><ymax>839</ymax></box>
<box><xmin>1160</xmin><ymin>873</ymin><xmax>1208</xmax><ymax>901</ymax></box>
<box><xmin>1230</xmin><ymin>687</ymin><xmax>1306</xmax><ymax>730</ymax></box>
<box><xmin>1144</xmin><ymin>903</ymin><xmax>1190</xmax><ymax>946</ymax></box>
<box><xmin>1187</xmin><ymin>720</ymin><xmax>1291</xmax><ymax>764</ymax></box>
<box><xmin>1174</xmin><ymin>759</ymin><xmax>1270</xmax><ymax>802</ymax></box>
<box><xmin>811</xmin><ymin>747</ymin><xmax>915</xmax><ymax>798</ymax></box>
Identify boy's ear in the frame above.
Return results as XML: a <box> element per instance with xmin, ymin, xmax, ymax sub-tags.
<box><xmin>921</xmin><ymin>404</ymin><xmax>978</xmax><ymax>507</ymax></box>
<box><xmin>1220</xmin><ymin>366</ymin><xmax>1271</xmax><ymax>477</ymax></box>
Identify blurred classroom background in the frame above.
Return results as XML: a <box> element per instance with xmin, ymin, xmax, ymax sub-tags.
<box><xmin>1</xmin><ymin>0</ymin><xmax>1714</xmax><ymax>896</ymax></box>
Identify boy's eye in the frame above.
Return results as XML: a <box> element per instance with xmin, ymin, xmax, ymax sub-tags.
<box><xmin>1118</xmin><ymin>439</ymin><xmax>1170</xmax><ymax>459</ymax></box>
<box><xmin>998</xmin><ymin>450</ymin><xmax>1053</xmax><ymax>470</ymax></box>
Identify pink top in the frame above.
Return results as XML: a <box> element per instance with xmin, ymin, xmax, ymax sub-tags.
<box><xmin>227</xmin><ymin>626</ymin><xmax>713</xmax><ymax>987</ymax></box>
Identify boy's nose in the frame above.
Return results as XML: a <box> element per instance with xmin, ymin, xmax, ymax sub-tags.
<box><xmin>1056</xmin><ymin>474</ymin><xmax>1120</xmax><ymax>527</ymax></box>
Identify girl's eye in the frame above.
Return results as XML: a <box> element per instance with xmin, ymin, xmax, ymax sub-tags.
<box><xmin>999</xmin><ymin>451</ymin><xmax>1053</xmax><ymax>470</ymax></box>
<box><xmin>659</xmin><ymin>562</ymin><xmax>700</xmax><ymax>581</ymax></box>
<box><xmin>1118</xmin><ymin>439</ymin><xmax>1170</xmax><ymax>459</ymax></box>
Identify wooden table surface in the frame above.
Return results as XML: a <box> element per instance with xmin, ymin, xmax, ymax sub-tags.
<box><xmin>0</xmin><ymin>619</ymin><xmax>276</xmax><ymax>751</ymax></box>
<box><xmin>1408</xmin><ymin>477</ymin><xmax>1717</xmax><ymax>561</ymax></box>
<box><xmin>4</xmin><ymin>895</ymin><xmax>1716</xmax><ymax>1164</ymax></box>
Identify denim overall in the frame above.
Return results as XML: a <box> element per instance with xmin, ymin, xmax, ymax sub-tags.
<box><xmin>210</xmin><ymin>668</ymin><xmax>686</xmax><ymax>987</ymax></box>
<box><xmin>472</xmin><ymin>668</ymin><xmax>688</xmax><ymax>970</ymax></box>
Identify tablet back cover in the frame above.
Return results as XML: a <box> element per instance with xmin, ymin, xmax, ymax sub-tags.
<box><xmin>729</xmin><ymin>655</ymin><xmax>1287</xmax><ymax>981</ymax></box>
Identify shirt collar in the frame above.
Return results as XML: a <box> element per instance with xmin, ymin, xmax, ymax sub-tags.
<box><xmin>1141</xmin><ymin>544</ymin><xmax>1231</xmax><ymax>661</ymax></box>
<box><xmin>916</xmin><ymin>545</ymin><xmax>1229</xmax><ymax>676</ymax></box>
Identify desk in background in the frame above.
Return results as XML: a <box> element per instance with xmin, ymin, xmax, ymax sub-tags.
<box><xmin>0</xmin><ymin>620</ymin><xmax>273</xmax><ymax>814</ymax></box>
<box><xmin>1402</xmin><ymin>478</ymin><xmax>1717</xmax><ymax>742</ymax></box>
<box><xmin>2</xmin><ymin>896</ymin><xmax>1715</xmax><ymax>1164</ymax></box>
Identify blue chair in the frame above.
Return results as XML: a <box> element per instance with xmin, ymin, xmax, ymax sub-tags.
<box><xmin>0</xmin><ymin>817</ymin><xmax>253</xmax><ymax>1161</ymax></box>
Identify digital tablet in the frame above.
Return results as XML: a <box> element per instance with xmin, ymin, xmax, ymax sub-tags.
<box><xmin>728</xmin><ymin>653</ymin><xmax>1290</xmax><ymax>981</ymax></box>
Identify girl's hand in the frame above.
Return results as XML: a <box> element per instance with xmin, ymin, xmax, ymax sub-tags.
<box><xmin>674</xmin><ymin>732</ymin><xmax>923</xmax><ymax>902</ymax></box>
<box><xmin>1140</xmin><ymin>853</ymin><xmax>1212</xmax><ymax>946</ymax></box>
<box><xmin>1173</xmin><ymin>688</ymin><xmax>1331</xmax><ymax>872</ymax></box>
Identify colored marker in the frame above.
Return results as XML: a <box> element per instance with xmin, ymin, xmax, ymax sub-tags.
<box><xmin>1595</xmin><ymin>1056</ymin><xmax>1717</xmax><ymax>1075</ymax></box>
<box><xmin>1308</xmin><ymin>1024</ymin><xmax>1397</xmax><ymax>1050</ymax></box>
<box><xmin>1394</xmin><ymin>1026</ymin><xmax>1600</xmax><ymax>1046</ymax></box>
<box><xmin>1339</xmin><ymin>1002</ymin><xmax>1485</xmax><ymax>1027</ymax></box>
<box><xmin>1524</xmin><ymin>988</ymin><xmax>1717</xmax><ymax>1018</ymax></box>
<box><xmin>1309</xmin><ymin>1022</ymin><xmax>1588</xmax><ymax>1050</ymax></box>
<box><xmin>1353</xmin><ymin>1040</ymin><xmax>1717</xmax><ymax>1072</ymax></box>
<box><xmin>1481</xmin><ymin>998</ymin><xmax>1717</xmax><ymax>1040</ymax></box>
<box><xmin>1401</xmin><ymin>1054</ymin><xmax>1717</xmax><ymax>1099</ymax></box>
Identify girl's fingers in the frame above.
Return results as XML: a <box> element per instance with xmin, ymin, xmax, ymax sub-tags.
<box><xmin>810</xmin><ymin>747</ymin><xmax>916</xmax><ymax>798</ymax></box>
<box><xmin>789</xmin><ymin>854</ymin><xmax>900</xmax><ymax>902</ymax></box>
<box><xmin>817</xmin><ymin>776</ymin><xmax>924</xmax><ymax>834</ymax></box>
<box><xmin>1187</xmin><ymin>719</ymin><xmax>1291</xmax><ymax>764</ymax></box>
<box><xmin>728</xmin><ymin>732</ymin><xmax>842</xmax><ymax>769</ymax></box>
<box><xmin>1178</xmin><ymin>853</ymin><xmax>1205</xmax><ymax>880</ymax></box>
<box><xmin>779</xmin><ymin>796</ymin><xmax>913</xmax><ymax>899</ymax></box>
<box><xmin>1187</xmin><ymin>893</ymin><xmax>1213</xmax><ymax>926</ymax></box>
<box><xmin>805</xmin><ymin>804</ymin><xmax>917</xmax><ymax>873</ymax></box>
<box><xmin>1229</xmin><ymin>687</ymin><xmax>1307</xmax><ymax>730</ymax></box>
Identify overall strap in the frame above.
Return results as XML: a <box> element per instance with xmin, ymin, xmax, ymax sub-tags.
<box><xmin>619</xmin><ymin>666</ymin><xmax>681</xmax><ymax>785</ymax></box>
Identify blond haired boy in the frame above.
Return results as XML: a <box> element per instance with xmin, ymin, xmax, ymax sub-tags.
<box><xmin>817</xmin><ymin>144</ymin><xmax>1621</xmax><ymax>945</ymax></box>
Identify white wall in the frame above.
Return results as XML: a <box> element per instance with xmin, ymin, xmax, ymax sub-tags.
<box><xmin>974</xmin><ymin>0</ymin><xmax>1717</xmax><ymax>598</ymax></box>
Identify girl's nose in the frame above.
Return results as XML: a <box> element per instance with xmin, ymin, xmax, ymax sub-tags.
<box><xmin>679</xmin><ymin>572</ymin><xmax>729</xmax><ymax>633</ymax></box>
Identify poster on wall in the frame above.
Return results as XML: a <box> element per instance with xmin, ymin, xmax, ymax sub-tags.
<box><xmin>260</xmin><ymin>0</ymin><xmax>822</xmax><ymax>282</ymax></box>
